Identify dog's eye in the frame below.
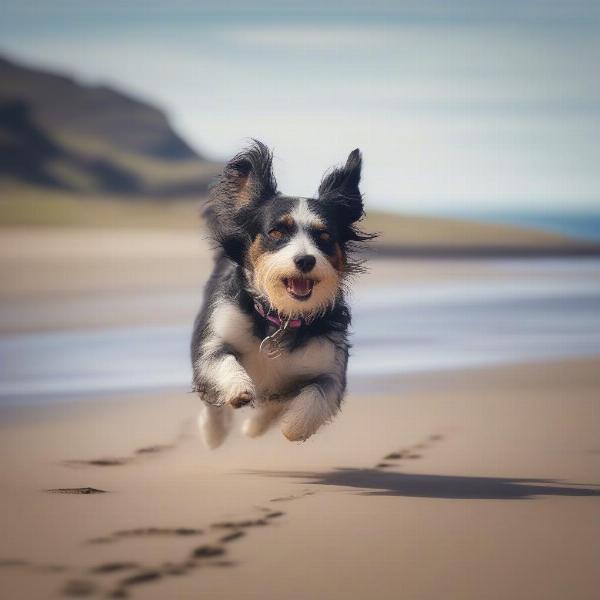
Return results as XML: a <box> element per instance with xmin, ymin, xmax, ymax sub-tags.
<box><xmin>319</xmin><ymin>231</ymin><xmax>331</xmax><ymax>241</ymax></box>
<box><xmin>268</xmin><ymin>229</ymin><xmax>284</xmax><ymax>240</ymax></box>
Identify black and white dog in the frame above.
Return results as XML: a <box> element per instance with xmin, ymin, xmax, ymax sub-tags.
<box><xmin>191</xmin><ymin>141</ymin><xmax>374</xmax><ymax>447</ymax></box>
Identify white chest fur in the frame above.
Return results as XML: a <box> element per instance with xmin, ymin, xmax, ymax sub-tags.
<box><xmin>209</xmin><ymin>302</ymin><xmax>336</xmax><ymax>399</ymax></box>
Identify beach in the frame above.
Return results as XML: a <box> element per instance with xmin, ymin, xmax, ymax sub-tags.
<box><xmin>3</xmin><ymin>3</ymin><xmax>600</xmax><ymax>597</ymax></box>
<box><xmin>1</xmin><ymin>229</ymin><xmax>599</xmax><ymax>599</ymax></box>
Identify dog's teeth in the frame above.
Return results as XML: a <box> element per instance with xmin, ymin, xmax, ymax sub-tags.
<box><xmin>286</xmin><ymin>278</ymin><xmax>313</xmax><ymax>297</ymax></box>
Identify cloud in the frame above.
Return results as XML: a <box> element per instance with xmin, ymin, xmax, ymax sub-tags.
<box><xmin>220</xmin><ymin>25</ymin><xmax>399</xmax><ymax>50</ymax></box>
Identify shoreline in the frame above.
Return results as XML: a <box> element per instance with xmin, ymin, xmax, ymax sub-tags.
<box><xmin>1</xmin><ymin>351</ymin><xmax>599</xmax><ymax>413</ymax></box>
<box><xmin>3</xmin><ymin>269</ymin><xmax>600</xmax><ymax>403</ymax></box>
<box><xmin>369</xmin><ymin>243</ymin><xmax>600</xmax><ymax>258</ymax></box>
<box><xmin>0</xmin><ymin>353</ymin><xmax>595</xmax><ymax>422</ymax></box>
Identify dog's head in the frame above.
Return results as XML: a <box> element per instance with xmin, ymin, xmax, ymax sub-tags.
<box><xmin>205</xmin><ymin>140</ymin><xmax>374</xmax><ymax>319</ymax></box>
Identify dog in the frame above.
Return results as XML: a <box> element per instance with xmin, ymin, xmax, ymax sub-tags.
<box><xmin>191</xmin><ymin>140</ymin><xmax>374</xmax><ymax>448</ymax></box>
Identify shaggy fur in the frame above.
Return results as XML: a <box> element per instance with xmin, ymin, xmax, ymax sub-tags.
<box><xmin>191</xmin><ymin>140</ymin><xmax>374</xmax><ymax>447</ymax></box>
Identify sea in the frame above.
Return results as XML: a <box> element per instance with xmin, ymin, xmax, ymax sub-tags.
<box><xmin>1</xmin><ymin>258</ymin><xmax>599</xmax><ymax>407</ymax></box>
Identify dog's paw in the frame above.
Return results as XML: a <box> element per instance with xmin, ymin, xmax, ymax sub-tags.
<box><xmin>220</xmin><ymin>368</ymin><xmax>256</xmax><ymax>409</ymax></box>
<box><xmin>242</xmin><ymin>402</ymin><xmax>284</xmax><ymax>438</ymax></box>
<box><xmin>228</xmin><ymin>389</ymin><xmax>255</xmax><ymax>409</ymax></box>
<box><xmin>198</xmin><ymin>405</ymin><xmax>233</xmax><ymax>449</ymax></box>
<box><xmin>280</xmin><ymin>418</ymin><xmax>318</xmax><ymax>443</ymax></box>
<box><xmin>242</xmin><ymin>416</ymin><xmax>266</xmax><ymax>438</ymax></box>
<box><xmin>280</xmin><ymin>386</ymin><xmax>338</xmax><ymax>442</ymax></box>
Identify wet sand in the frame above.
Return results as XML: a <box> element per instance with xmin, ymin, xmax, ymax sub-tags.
<box><xmin>1</xmin><ymin>359</ymin><xmax>599</xmax><ymax>599</ymax></box>
<box><xmin>1</xmin><ymin>227</ymin><xmax>593</xmax><ymax>334</ymax></box>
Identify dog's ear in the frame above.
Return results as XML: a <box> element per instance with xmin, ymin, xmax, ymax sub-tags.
<box><xmin>318</xmin><ymin>148</ymin><xmax>364</xmax><ymax>224</ymax></box>
<box><xmin>217</xmin><ymin>139</ymin><xmax>277</xmax><ymax>209</ymax></box>
<box><xmin>204</xmin><ymin>140</ymin><xmax>277</xmax><ymax>263</ymax></box>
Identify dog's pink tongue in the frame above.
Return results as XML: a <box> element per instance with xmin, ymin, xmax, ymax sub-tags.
<box><xmin>288</xmin><ymin>278</ymin><xmax>312</xmax><ymax>296</ymax></box>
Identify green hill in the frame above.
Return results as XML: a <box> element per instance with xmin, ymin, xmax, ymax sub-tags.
<box><xmin>0</xmin><ymin>55</ymin><xmax>220</xmax><ymax>197</ymax></box>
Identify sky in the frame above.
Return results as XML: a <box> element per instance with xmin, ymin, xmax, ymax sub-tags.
<box><xmin>1</xmin><ymin>1</ymin><xmax>599</xmax><ymax>216</ymax></box>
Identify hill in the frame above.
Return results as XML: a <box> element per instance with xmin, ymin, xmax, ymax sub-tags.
<box><xmin>0</xmin><ymin>55</ymin><xmax>220</xmax><ymax>197</ymax></box>
<box><xmin>0</xmin><ymin>55</ymin><xmax>596</xmax><ymax>255</ymax></box>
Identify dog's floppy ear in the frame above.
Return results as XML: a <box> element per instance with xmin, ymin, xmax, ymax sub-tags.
<box><xmin>318</xmin><ymin>148</ymin><xmax>364</xmax><ymax>224</ymax></box>
<box><xmin>217</xmin><ymin>139</ymin><xmax>277</xmax><ymax>209</ymax></box>
<box><xmin>204</xmin><ymin>140</ymin><xmax>277</xmax><ymax>263</ymax></box>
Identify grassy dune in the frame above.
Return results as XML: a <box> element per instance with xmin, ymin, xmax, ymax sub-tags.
<box><xmin>364</xmin><ymin>211</ymin><xmax>575</xmax><ymax>248</ymax></box>
<box><xmin>0</xmin><ymin>185</ymin><xmax>203</xmax><ymax>229</ymax></box>
<box><xmin>0</xmin><ymin>184</ymin><xmax>583</xmax><ymax>248</ymax></box>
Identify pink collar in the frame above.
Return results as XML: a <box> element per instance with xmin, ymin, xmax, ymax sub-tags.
<box><xmin>254</xmin><ymin>301</ymin><xmax>303</xmax><ymax>329</ymax></box>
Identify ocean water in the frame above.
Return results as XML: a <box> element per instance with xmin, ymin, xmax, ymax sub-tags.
<box><xmin>1</xmin><ymin>259</ymin><xmax>599</xmax><ymax>407</ymax></box>
<box><xmin>459</xmin><ymin>211</ymin><xmax>600</xmax><ymax>241</ymax></box>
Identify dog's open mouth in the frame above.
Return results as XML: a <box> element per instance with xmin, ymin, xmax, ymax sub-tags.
<box><xmin>284</xmin><ymin>277</ymin><xmax>315</xmax><ymax>300</ymax></box>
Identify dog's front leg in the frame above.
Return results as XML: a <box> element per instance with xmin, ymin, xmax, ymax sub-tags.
<box><xmin>280</xmin><ymin>375</ymin><xmax>344</xmax><ymax>442</ymax></box>
<box><xmin>198</xmin><ymin>404</ymin><xmax>233</xmax><ymax>449</ymax></box>
<box><xmin>193</xmin><ymin>346</ymin><xmax>255</xmax><ymax>409</ymax></box>
<box><xmin>194</xmin><ymin>347</ymin><xmax>255</xmax><ymax>449</ymax></box>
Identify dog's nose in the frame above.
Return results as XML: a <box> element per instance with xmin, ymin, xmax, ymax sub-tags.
<box><xmin>294</xmin><ymin>254</ymin><xmax>316</xmax><ymax>273</ymax></box>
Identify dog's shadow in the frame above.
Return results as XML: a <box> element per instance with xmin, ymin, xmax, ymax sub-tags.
<box><xmin>247</xmin><ymin>468</ymin><xmax>600</xmax><ymax>500</ymax></box>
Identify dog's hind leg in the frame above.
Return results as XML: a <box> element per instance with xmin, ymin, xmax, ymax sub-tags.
<box><xmin>198</xmin><ymin>403</ymin><xmax>234</xmax><ymax>449</ymax></box>
<box><xmin>280</xmin><ymin>376</ymin><xmax>343</xmax><ymax>442</ymax></box>
<box><xmin>242</xmin><ymin>401</ymin><xmax>285</xmax><ymax>438</ymax></box>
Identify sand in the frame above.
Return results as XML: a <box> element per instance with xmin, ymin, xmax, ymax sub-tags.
<box><xmin>0</xmin><ymin>227</ymin><xmax>590</xmax><ymax>334</ymax></box>
<box><xmin>1</xmin><ymin>358</ymin><xmax>599</xmax><ymax>600</ymax></box>
<box><xmin>1</xmin><ymin>227</ymin><xmax>599</xmax><ymax>599</ymax></box>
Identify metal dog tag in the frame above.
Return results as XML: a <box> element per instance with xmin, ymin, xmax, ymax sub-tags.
<box><xmin>259</xmin><ymin>337</ymin><xmax>282</xmax><ymax>359</ymax></box>
<box><xmin>259</xmin><ymin>319</ymin><xmax>290</xmax><ymax>359</ymax></box>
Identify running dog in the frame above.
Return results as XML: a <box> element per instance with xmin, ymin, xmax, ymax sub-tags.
<box><xmin>191</xmin><ymin>140</ymin><xmax>374</xmax><ymax>447</ymax></box>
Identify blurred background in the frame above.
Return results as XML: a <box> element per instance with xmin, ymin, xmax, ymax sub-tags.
<box><xmin>2</xmin><ymin>1</ymin><xmax>600</xmax><ymax>228</ymax></box>
<box><xmin>0</xmin><ymin>0</ymin><xmax>599</xmax><ymax>405</ymax></box>
<box><xmin>1</xmin><ymin>1</ymin><xmax>600</xmax><ymax>403</ymax></box>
